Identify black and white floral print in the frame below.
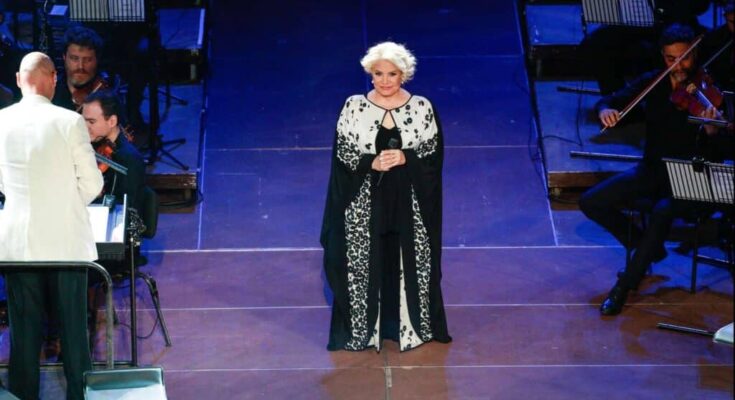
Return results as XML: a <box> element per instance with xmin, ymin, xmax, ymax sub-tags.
<box><xmin>344</xmin><ymin>176</ymin><xmax>372</xmax><ymax>350</ymax></box>
<box><xmin>335</xmin><ymin>93</ymin><xmax>440</xmax><ymax>351</ymax></box>
<box><xmin>411</xmin><ymin>188</ymin><xmax>433</xmax><ymax>343</ymax></box>
<box><xmin>336</xmin><ymin>95</ymin><xmax>439</xmax><ymax>161</ymax></box>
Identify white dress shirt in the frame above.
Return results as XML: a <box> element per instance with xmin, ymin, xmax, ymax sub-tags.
<box><xmin>0</xmin><ymin>94</ymin><xmax>103</xmax><ymax>261</ymax></box>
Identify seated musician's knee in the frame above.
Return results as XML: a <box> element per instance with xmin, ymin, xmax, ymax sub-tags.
<box><xmin>579</xmin><ymin>188</ymin><xmax>606</xmax><ymax>217</ymax></box>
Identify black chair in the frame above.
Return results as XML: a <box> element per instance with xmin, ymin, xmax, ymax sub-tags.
<box><xmin>95</xmin><ymin>187</ymin><xmax>172</xmax><ymax>348</ymax></box>
<box><xmin>689</xmin><ymin>211</ymin><xmax>735</xmax><ymax>293</ymax></box>
<box><xmin>620</xmin><ymin>198</ymin><xmax>732</xmax><ymax>292</ymax></box>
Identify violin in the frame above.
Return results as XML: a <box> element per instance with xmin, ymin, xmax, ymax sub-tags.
<box><xmin>670</xmin><ymin>69</ymin><xmax>724</xmax><ymax>117</ymax></box>
<box><xmin>72</xmin><ymin>73</ymin><xmax>110</xmax><ymax>112</ymax></box>
<box><xmin>92</xmin><ymin>126</ymin><xmax>135</xmax><ymax>174</ymax></box>
<box><xmin>92</xmin><ymin>138</ymin><xmax>116</xmax><ymax>174</ymax></box>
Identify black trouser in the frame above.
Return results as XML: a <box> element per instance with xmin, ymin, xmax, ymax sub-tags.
<box><xmin>5</xmin><ymin>270</ymin><xmax>92</xmax><ymax>400</ymax></box>
<box><xmin>579</xmin><ymin>164</ymin><xmax>705</xmax><ymax>289</ymax></box>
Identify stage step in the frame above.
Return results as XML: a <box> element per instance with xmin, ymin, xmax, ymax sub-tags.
<box><xmin>534</xmin><ymin>80</ymin><xmax>645</xmax><ymax>195</ymax></box>
<box><xmin>521</xmin><ymin>2</ymin><xmax>587</xmax><ymax>78</ymax></box>
<box><xmin>142</xmin><ymin>83</ymin><xmax>203</xmax><ymax>210</ymax></box>
<box><xmin>159</xmin><ymin>7</ymin><xmax>207</xmax><ymax>83</ymax></box>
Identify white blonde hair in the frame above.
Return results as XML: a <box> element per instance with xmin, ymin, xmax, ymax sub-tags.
<box><xmin>360</xmin><ymin>42</ymin><xmax>416</xmax><ymax>83</ymax></box>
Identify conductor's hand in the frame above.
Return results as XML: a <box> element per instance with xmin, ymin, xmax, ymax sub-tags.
<box><xmin>599</xmin><ymin>108</ymin><xmax>621</xmax><ymax>128</ymax></box>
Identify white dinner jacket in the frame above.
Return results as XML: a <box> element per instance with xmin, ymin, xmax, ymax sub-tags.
<box><xmin>0</xmin><ymin>94</ymin><xmax>103</xmax><ymax>261</ymax></box>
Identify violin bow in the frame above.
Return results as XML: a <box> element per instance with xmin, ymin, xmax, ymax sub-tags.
<box><xmin>74</xmin><ymin>79</ymin><xmax>108</xmax><ymax>113</ymax></box>
<box><xmin>95</xmin><ymin>153</ymin><xmax>128</xmax><ymax>175</ymax></box>
<box><xmin>600</xmin><ymin>34</ymin><xmax>705</xmax><ymax>134</ymax></box>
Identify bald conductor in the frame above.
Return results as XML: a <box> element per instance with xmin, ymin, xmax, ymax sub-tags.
<box><xmin>0</xmin><ymin>52</ymin><xmax>103</xmax><ymax>400</ymax></box>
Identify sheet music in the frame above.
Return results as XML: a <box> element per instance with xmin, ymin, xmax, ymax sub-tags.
<box><xmin>665</xmin><ymin>159</ymin><xmax>734</xmax><ymax>205</ymax></box>
<box><xmin>70</xmin><ymin>0</ymin><xmax>109</xmax><ymax>21</ymax></box>
<box><xmin>582</xmin><ymin>0</ymin><xmax>654</xmax><ymax>26</ymax></box>
<box><xmin>88</xmin><ymin>206</ymin><xmax>110</xmax><ymax>243</ymax></box>
<box><xmin>710</xmin><ymin>164</ymin><xmax>734</xmax><ymax>204</ymax></box>
<box><xmin>619</xmin><ymin>0</ymin><xmax>654</xmax><ymax>26</ymax></box>
<box><xmin>666</xmin><ymin>162</ymin><xmax>712</xmax><ymax>202</ymax></box>
<box><xmin>108</xmin><ymin>0</ymin><xmax>146</xmax><ymax>21</ymax></box>
<box><xmin>70</xmin><ymin>0</ymin><xmax>145</xmax><ymax>22</ymax></box>
<box><xmin>583</xmin><ymin>0</ymin><xmax>621</xmax><ymax>25</ymax></box>
<box><xmin>110</xmin><ymin>211</ymin><xmax>125</xmax><ymax>243</ymax></box>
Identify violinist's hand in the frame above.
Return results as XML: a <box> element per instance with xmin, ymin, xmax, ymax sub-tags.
<box><xmin>379</xmin><ymin>149</ymin><xmax>406</xmax><ymax>170</ymax></box>
<box><xmin>599</xmin><ymin>108</ymin><xmax>621</xmax><ymax>128</ymax></box>
<box><xmin>700</xmin><ymin>106</ymin><xmax>720</xmax><ymax>136</ymax></box>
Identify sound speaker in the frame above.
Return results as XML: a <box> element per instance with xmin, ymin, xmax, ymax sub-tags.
<box><xmin>84</xmin><ymin>367</ymin><xmax>167</xmax><ymax>399</ymax></box>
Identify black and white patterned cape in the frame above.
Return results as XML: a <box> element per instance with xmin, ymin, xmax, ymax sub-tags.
<box><xmin>321</xmin><ymin>94</ymin><xmax>451</xmax><ymax>352</ymax></box>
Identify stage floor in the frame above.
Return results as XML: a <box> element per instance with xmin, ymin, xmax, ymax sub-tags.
<box><xmin>0</xmin><ymin>1</ymin><xmax>732</xmax><ymax>398</ymax></box>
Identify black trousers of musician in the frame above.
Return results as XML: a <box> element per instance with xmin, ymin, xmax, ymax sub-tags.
<box><xmin>579</xmin><ymin>163</ymin><xmax>706</xmax><ymax>289</ymax></box>
<box><xmin>5</xmin><ymin>270</ymin><xmax>92</xmax><ymax>400</ymax></box>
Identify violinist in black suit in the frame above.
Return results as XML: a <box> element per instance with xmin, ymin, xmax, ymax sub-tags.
<box><xmin>580</xmin><ymin>0</ymin><xmax>710</xmax><ymax>94</ymax></box>
<box><xmin>579</xmin><ymin>24</ymin><xmax>728</xmax><ymax>316</ymax></box>
<box><xmin>82</xmin><ymin>90</ymin><xmax>146</xmax><ymax>212</ymax></box>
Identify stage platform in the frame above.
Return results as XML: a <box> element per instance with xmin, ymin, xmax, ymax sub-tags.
<box><xmin>141</xmin><ymin>6</ymin><xmax>207</xmax><ymax>208</ymax></box>
<box><xmin>535</xmin><ymin>80</ymin><xmax>645</xmax><ymax>196</ymax></box>
<box><xmin>0</xmin><ymin>2</ymin><xmax>732</xmax><ymax>399</ymax></box>
<box><xmin>522</xmin><ymin>2</ymin><xmax>586</xmax><ymax>78</ymax></box>
<box><xmin>521</xmin><ymin>1</ymin><xmax>723</xmax><ymax>199</ymax></box>
<box><xmin>142</xmin><ymin>83</ymin><xmax>203</xmax><ymax>208</ymax></box>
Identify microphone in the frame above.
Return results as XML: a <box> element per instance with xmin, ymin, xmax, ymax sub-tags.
<box><xmin>377</xmin><ymin>138</ymin><xmax>399</xmax><ymax>187</ymax></box>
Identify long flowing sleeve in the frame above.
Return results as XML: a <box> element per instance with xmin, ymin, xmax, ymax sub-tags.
<box><xmin>321</xmin><ymin>98</ymin><xmax>375</xmax><ymax>350</ymax></box>
<box><xmin>394</xmin><ymin>99</ymin><xmax>449</xmax><ymax>344</ymax></box>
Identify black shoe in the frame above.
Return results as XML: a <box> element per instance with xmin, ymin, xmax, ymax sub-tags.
<box><xmin>600</xmin><ymin>283</ymin><xmax>629</xmax><ymax>316</ymax></box>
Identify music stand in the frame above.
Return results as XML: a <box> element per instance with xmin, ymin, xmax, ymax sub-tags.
<box><xmin>69</xmin><ymin>0</ymin><xmax>146</xmax><ymax>22</ymax></box>
<box><xmin>665</xmin><ymin>158</ymin><xmax>734</xmax><ymax>205</ymax></box>
<box><xmin>582</xmin><ymin>0</ymin><xmax>655</xmax><ymax>27</ymax></box>
<box><xmin>657</xmin><ymin>158</ymin><xmax>734</xmax><ymax>344</ymax></box>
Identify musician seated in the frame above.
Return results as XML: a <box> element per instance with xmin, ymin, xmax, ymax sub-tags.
<box><xmin>83</xmin><ymin>19</ymin><xmax>151</xmax><ymax>137</ymax></box>
<box><xmin>579</xmin><ymin>24</ymin><xmax>729</xmax><ymax>316</ymax></box>
<box><xmin>53</xmin><ymin>25</ymin><xmax>109</xmax><ymax>112</ymax></box>
<box><xmin>82</xmin><ymin>90</ymin><xmax>148</xmax><ymax>329</ymax></box>
<box><xmin>579</xmin><ymin>0</ymin><xmax>710</xmax><ymax>94</ymax></box>
<box><xmin>82</xmin><ymin>90</ymin><xmax>146</xmax><ymax>213</ymax></box>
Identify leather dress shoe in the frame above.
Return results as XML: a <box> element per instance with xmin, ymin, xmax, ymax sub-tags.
<box><xmin>600</xmin><ymin>283</ymin><xmax>629</xmax><ymax>316</ymax></box>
